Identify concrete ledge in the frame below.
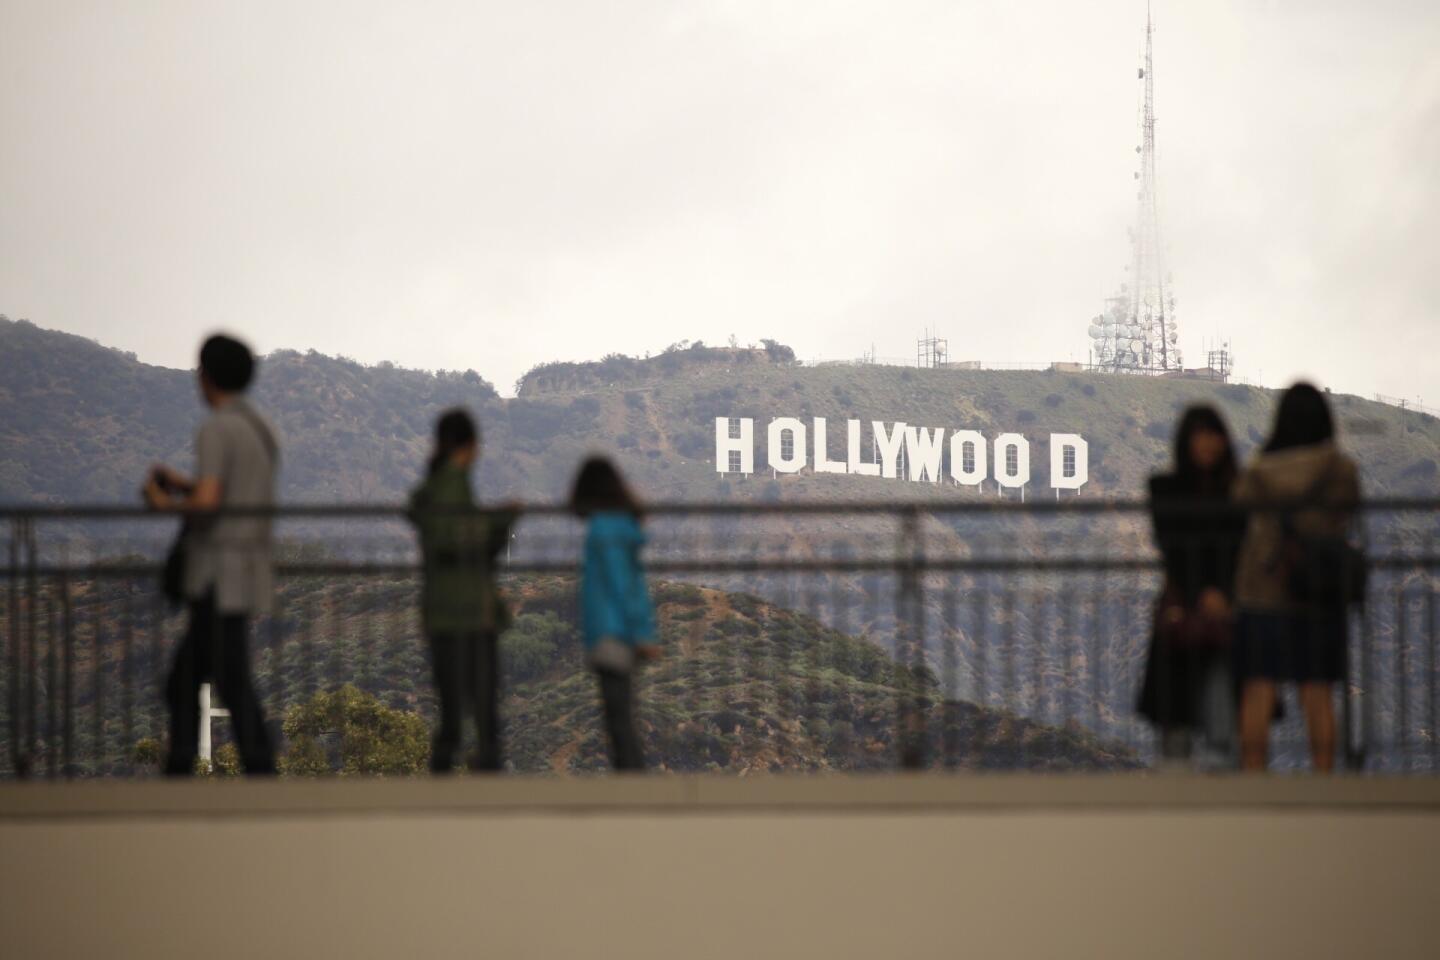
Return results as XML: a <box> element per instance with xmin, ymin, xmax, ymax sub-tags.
<box><xmin>4</xmin><ymin>772</ymin><xmax>1440</xmax><ymax>821</ymax></box>
<box><xmin>7</xmin><ymin>774</ymin><xmax>1440</xmax><ymax>959</ymax></box>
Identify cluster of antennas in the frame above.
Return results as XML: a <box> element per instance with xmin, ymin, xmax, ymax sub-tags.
<box><xmin>1087</xmin><ymin>294</ymin><xmax>1181</xmax><ymax>372</ymax></box>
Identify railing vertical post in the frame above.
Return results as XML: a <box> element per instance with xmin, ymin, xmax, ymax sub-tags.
<box><xmin>1058</xmin><ymin>584</ymin><xmax>1073</xmax><ymax>734</ymax></box>
<box><xmin>914</xmin><ymin>510</ymin><xmax>928</xmax><ymax>769</ymax></box>
<box><xmin>121</xmin><ymin>583</ymin><xmax>133</xmax><ymax>775</ymax></box>
<box><xmin>1398</xmin><ymin>587</ymin><xmax>1410</xmax><ymax>772</ymax></box>
<box><xmin>1347</xmin><ymin>518</ymin><xmax>1375</xmax><ymax>772</ymax></box>
<box><xmin>897</xmin><ymin>506</ymin><xmax>925</xmax><ymax>770</ymax></box>
<box><xmin>975</xmin><ymin>582</ymin><xmax>990</xmax><ymax>737</ymax></box>
<box><xmin>303</xmin><ymin>585</ymin><xmax>317</xmax><ymax>699</ymax></box>
<box><xmin>1002</xmin><ymin>584</ymin><xmax>1018</xmax><ymax>766</ymax></box>
<box><xmin>1428</xmin><ymin>548</ymin><xmax>1437</xmax><ymax>774</ymax></box>
<box><xmin>93</xmin><ymin>600</ymin><xmax>105</xmax><ymax>776</ymax></box>
<box><xmin>7</xmin><ymin>517</ymin><xmax>21</xmax><ymax>777</ymax></box>
<box><xmin>1088</xmin><ymin>586</ymin><xmax>1101</xmax><ymax>747</ymax></box>
<box><xmin>46</xmin><ymin>587</ymin><xmax>58</xmax><ymax>779</ymax></box>
<box><xmin>150</xmin><ymin>587</ymin><xmax>165</xmax><ymax>774</ymax></box>
<box><xmin>941</xmin><ymin>576</ymin><xmax>958</xmax><ymax>770</ymax></box>
<box><xmin>1032</xmin><ymin>587</ymin><xmax>1048</xmax><ymax>731</ymax></box>
<box><xmin>61</xmin><ymin>565</ymin><xmax>74</xmax><ymax>778</ymax></box>
<box><xmin>24</xmin><ymin>517</ymin><xmax>38</xmax><ymax>778</ymax></box>
<box><xmin>361</xmin><ymin>539</ymin><xmax>377</xmax><ymax>696</ymax></box>
<box><xmin>804</xmin><ymin>565</ymin><xmax>823</xmax><ymax>764</ymax></box>
<box><xmin>1348</xmin><ymin>579</ymin><xmax>1372</xmax><ymax>773</ymax></box>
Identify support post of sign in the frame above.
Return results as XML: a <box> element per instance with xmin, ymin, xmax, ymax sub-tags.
<box><xmin>198</xmin><ymin>683</ymin><xmax>229</xmax><ymax>767</ymax></box>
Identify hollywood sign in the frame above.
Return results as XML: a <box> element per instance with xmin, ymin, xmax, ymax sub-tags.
<box><xmin>714</xmin><ymin>417</ymin><xmax>1088</xmax><ymax>492</ymax></box>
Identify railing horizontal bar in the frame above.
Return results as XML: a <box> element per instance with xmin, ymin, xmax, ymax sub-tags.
<box><xmin>6</xmin><ymin>556</ymin><xmax>1440</xmax><ymax>580</ymax></box>
<box><xmin>1</xmin><ymin>497</ymin><xmax>1435</xmax><ymax>521</ymax></box>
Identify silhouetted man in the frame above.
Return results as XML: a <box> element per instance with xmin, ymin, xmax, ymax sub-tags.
<box><xmin>145</xmin><ymin>334</ymin><xmax>278</xmax><ymax>775</ymax></box>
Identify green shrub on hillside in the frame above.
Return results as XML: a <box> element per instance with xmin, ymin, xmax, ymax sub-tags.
<box><xmin>279</xmin><ymin>685</ymin><xmax>429</xmax><ymax>776</ymax></box>
<box><xmin>657</xmin><ymin>583</ymin><xmax>707</xmax><ymax>607</ymax></box>
<box><xmin>505</xmin><ymin>611</ymin><xmax>576</xmax><ymax>684</ymax></box>
<box><xmin>1220</xmin><ymin>384</ymin><xmax>1252</xmax><ymax>405</ymax></box>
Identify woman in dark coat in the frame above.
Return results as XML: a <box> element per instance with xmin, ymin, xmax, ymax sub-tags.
<box><xmin>1138</xmin><ymin>405</ymin><xmax>1246</xmax><ymax>764</ymax></box>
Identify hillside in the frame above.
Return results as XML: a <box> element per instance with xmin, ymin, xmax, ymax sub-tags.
<box><xmin>502</xmin><ymin>577</ymin><xmax>1134</xmax><ymax>772</ymax></box>
<box><xmin>0</xmin><ymin>573</ymin><xmax>1137</xmax><ymax>775</ymax></box>
<box><xmin>4</xmin><ymin>317</ymin><xmax>1435</xmax><ymax>771</ymax></box>
<box><xmin>3</xmin><ymin>315</ymin><xmax>1437</xmax><ymax>508</ymax></box>
<box><xmin>0</xmin><ymin>317</ymin><xmax>503</xmax><ymax>503</ymax></box>
<box><xmin>515</xmin><ymin>338</ymin><xmax>796</xmax><ymax>398</ymax></box>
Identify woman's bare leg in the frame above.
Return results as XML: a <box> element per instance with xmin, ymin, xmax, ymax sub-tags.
<box><xmin>1239</xmin><ymin>680</ymin><xmax>1276</xmax><ymax>772</ymax></box>
<box><xmin>1299</xmin><ymin>682</ymin><xmax>1336</xmax><ymax>773</ymax></box>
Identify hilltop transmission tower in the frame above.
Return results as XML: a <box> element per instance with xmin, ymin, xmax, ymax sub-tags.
<box><xmin>1088</xmin><ymin>4</ymin><xmax>1181</xmax><ymax>373</ymax></box>
<box><xmin>917</xmin><ymin>330</ymin><xmax>948</xmax><ymax>369</ymax></box>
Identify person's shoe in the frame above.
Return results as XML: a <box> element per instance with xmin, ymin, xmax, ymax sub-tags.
<box><xmin>1193</xmin><ymin>744</ymin><xmax>1236</xmax><ymax>773</ymax></box>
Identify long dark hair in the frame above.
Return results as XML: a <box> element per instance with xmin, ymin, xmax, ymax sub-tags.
<box><xmin>1264</xmin><ymin>382</ymin><xmax>1334</xmax><ymax>453</ymax></box>
<box><xmin>1172</xmin><ymin>404</ymin><xmax>1237</xmax><ymax>494</ymax></box>
<box><xmin>570</xmin><ymin>456</ymin><xmax>641</xmax><ymax>517</ymax></box>
<box><xmin>428</xmin><ymin>408</ymin><xmax>478</xmax><ymax>477</ymax></box>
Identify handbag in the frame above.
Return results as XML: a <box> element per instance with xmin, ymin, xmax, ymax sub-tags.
<box><xmin>1155</xmin><ymin>584</ymin><xmax>1232</xmax><ymax>650</ymax></box>
<box><xmin>587</xmin><ymin>636</ymin><xmax>637</xmax><ymax>675</ymax></box>
<box><xmin>158</xmin><ymin>402</ymin><xmax>279</xmax><ymax>609</ymax></box>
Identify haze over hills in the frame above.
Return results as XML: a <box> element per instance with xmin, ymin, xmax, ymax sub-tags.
<box><xmin>3</xmin><ymin>315</ymin><xmax>1438</xmax><ymax>507</ymax></box>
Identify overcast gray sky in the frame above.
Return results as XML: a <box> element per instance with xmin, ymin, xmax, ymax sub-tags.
<box><xmin>2</xmin><ymin>0</ymin><xmax>1437</xmax><ymax>401</ymax></box>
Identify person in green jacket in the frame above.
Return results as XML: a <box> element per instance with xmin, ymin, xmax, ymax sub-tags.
<box><xmin>409</xmin><ymin>409</ymin><xmax>515</xmax><ymax>772</ymax></box>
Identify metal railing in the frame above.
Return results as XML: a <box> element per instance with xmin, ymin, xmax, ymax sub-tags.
<box><xmin>3</xmin><ymin>498</ymin><xmax>1438</xmax><ymax>778</ymax></box>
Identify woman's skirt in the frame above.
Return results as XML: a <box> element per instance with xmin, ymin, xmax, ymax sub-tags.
<box><xmin>1234</xmin><ymin>610</ymin><xmax>1346</xmax><ymax>684</ymax></box>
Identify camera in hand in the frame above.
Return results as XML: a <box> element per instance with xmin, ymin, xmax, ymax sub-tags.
<box><xmin>150</xmin><ymin>468</ymin><xmax>182</xmax><ymax>495</ymax></box>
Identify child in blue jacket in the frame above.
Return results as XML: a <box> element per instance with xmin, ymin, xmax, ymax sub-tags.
<box><xmin>570</xmin><ymin>457</ymin><xmax>659</xmax><ymax>770</ymax></box>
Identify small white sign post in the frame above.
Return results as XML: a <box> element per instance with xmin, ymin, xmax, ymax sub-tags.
<box><xmin>198</xmin><ymin>683</ymin><xmax>230</xmax><ymax>767</ymax></box>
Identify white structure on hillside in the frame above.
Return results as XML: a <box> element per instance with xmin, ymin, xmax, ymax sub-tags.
<box><xmin>199</xmin><ymin>683</ymin><xmax>228</xmax><ymax>766</ymax></box>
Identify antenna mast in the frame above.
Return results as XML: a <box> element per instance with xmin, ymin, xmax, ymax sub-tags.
<box><xmin>1132</xmin><ymin>3</ymin><xmax>1178</xmax><ymax>371</ymax></box>
<box><xmin>1086</xmin><ymin>3</ymin><xmax>1182</xmax><ymax>374</ymax></box>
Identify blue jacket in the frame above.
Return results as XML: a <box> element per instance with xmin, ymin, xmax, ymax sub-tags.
<box><xmin>579</xmin><ymin>512</ymin><xmax>657</xmax><ymax>649</ymax></box>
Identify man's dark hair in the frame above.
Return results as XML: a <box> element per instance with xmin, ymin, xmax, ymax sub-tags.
<box><xmin>1265</xmin><ymin>382</ymin><xmax>1335</xmax><ymax>453</ymax></box>
<box><xmin>199</xmin><ymin>335</ymin><xmax>256</xmax><ymax>393</ymax></box>
<box><xmin>570</xmin><ymin>456</ymin><xmax>641</xmax><ymax>517</ymax></box>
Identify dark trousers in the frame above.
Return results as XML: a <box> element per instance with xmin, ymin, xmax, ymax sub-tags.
<box><xmin>428</xmin><ymin>631</ymin><xmax>501</xmax><ymax>772</ymax></box>
<box><xmin>597</xmin><ymin>669</ymin><xmax>645</xmax><ymax>771</ymax></box>
<box><xmin>165</xmin><ymin>594</ymin><xmax>276</xmax><ymax>776</ymax></box>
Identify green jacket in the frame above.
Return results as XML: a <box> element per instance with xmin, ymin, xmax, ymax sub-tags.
<box><xmin>408</xmin><ymin>464</ymin><xmax>515</xmax><ymax>636</ymax></box>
